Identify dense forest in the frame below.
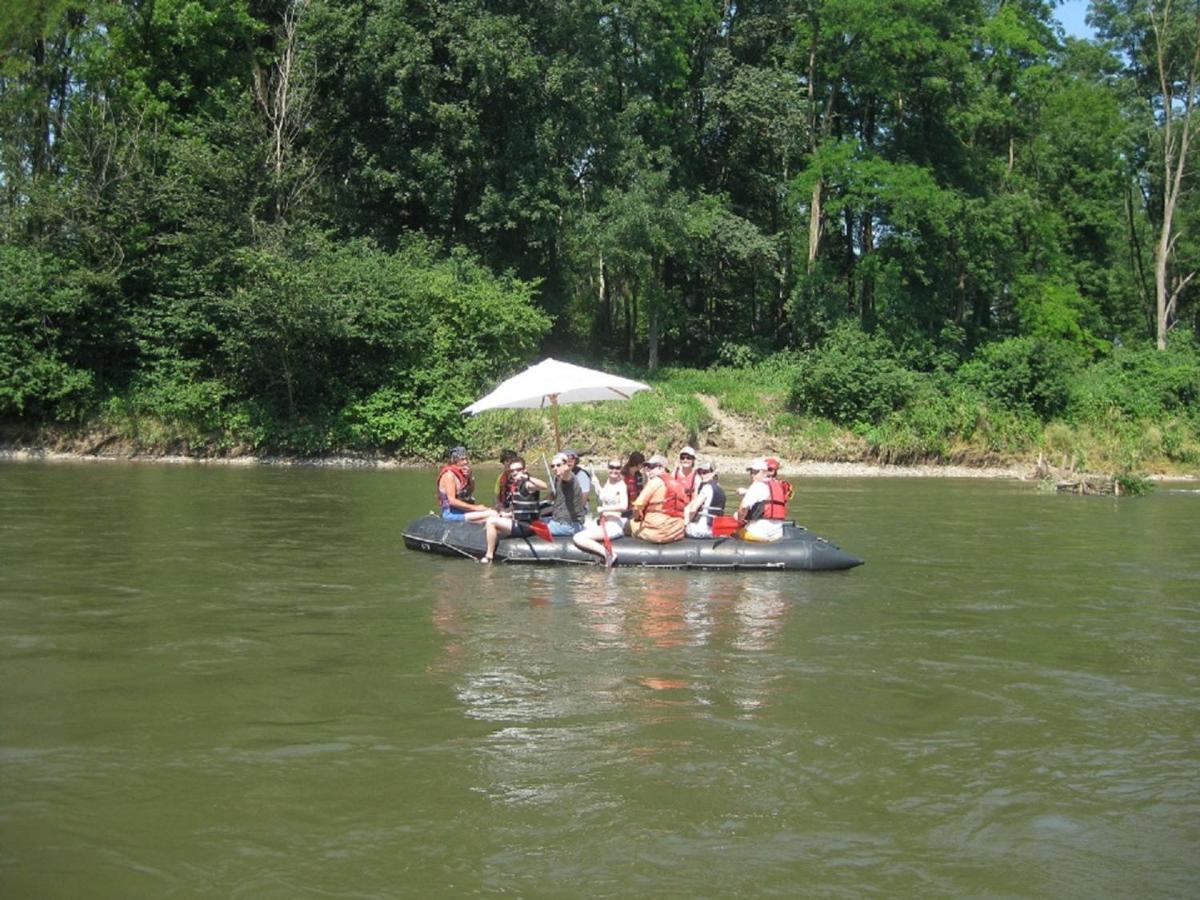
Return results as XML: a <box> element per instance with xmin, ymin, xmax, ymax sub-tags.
<box><xmin>1</xmin><ymin>1</ymin><xmax>1198</xmax><ymax>463</ymax></box>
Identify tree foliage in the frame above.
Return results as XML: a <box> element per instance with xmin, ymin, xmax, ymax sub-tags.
<box><xmin>1</xmin><ymin>0</ymin><xmax>1196</xmax><ymax>455</ymax></box>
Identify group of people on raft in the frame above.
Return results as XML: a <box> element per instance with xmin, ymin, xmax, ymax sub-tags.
<box><xmin>435</xmin><ymin>444</ymin><xmax>795</xmax><ymax>566</ymax></box>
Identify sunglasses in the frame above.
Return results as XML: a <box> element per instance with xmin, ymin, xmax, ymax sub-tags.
<box><xmin>679</xmin><ymin>453</ymin><xmax>694</xmax><ymax>460</ymax></box>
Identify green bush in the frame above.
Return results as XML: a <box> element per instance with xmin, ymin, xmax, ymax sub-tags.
<box><xmin>956</xmin><ymin>337</ymin><xmax>1077</xmax><ymax>419</ymax></box>
<box><xmin>788</xmin><ymin>323</ymin><xmax>915</xmax><ymax>426</ymax></box>
<box><xmin>1067</xmin><ymin>332</ymin><xmax>1200</xmax><ymax>422</ymax></box>
<box><xmin>0</xmin><ymin>244</ymin><xmax>103</xmax><ymax>421</ymax></box>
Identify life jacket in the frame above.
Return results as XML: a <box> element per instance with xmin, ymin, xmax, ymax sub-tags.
<box><xmin>672</xmin><ymin>465</ymin><xmax>698</xmax><ymax>501</ymax></box>
<box><xmin>495</xmin><ymin>471</ymin><xmax>512</xmax><ymax>506</ymax></box>
<box><xmin>436</xmin><ymin>464</ymin><xmax>474</xmax><ymax>510</ymax></box>
<box><xmin>747</xmin><ymin>478</ymin><xmax>790</xmax><ymax>521</ymax></box>
<box><xmin>623</xmin><ymin>468</ymin><xmax>646</xmax><ymax>514</ymax></box>
<box><xmin>647</xmin><ymin>474</ymin><xmax>688</xmax><ymax>519</ymax></box>
<box><xmin>504</xmin><ymin>479</ymin><xmax>542</xmax><ymax>522</ymax></box>
<box><xmin>702</xmin><ymin>482</ymin><xmax>727</xmax><ymax>526</ymax></box>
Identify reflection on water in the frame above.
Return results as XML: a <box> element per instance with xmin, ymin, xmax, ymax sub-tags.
<box><xmin>1</xmin><ymin>463</ymin><xmax>1198</xmax><ymax>897</ymax></box>
<box><xmin>432</xmin><ymin>567</ymin><xmax>796</xmax><ymax>723</ymax></box>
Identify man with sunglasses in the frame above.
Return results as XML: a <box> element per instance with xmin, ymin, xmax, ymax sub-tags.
<box><xmin>478</xmin><ymin>457</ymin><xmax>550</xmax><ymax>563</ymax></box>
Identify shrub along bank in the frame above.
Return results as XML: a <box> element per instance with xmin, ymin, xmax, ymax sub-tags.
<box><xmin>4</xmin><ymin>308</ymin><xmax>1198</xmax><ymax>477</ymax></box>
<box><xmin>469</xmin><ymin>328</ymin><xmax>1200</xmax><ymax>477</ymax></box>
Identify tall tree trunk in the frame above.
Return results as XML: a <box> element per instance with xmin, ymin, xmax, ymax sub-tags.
<box><xmin>861</xmin><ymin>209</ymin><xmax>875</xmax><ymax>328</ymax></box>
<box><xmin>860</xmin><ymin>95</ymin><xmax>876</xmax><ymax>329</ymax></box>
<box><xmin>31</xmin><ymin>37</ymin><xmax>49</xmax><ymax>178</ymax></box>
<box><xmin>808</xmin><ymin>179</ymin><xmax>823</xmax><ymax>271</ymax></box>
<box><xmin>844</xmin><ymin>207</ymin><xmax>857</xmax><ymax>314</ymax></box>
<box><xmin>626</xmin><ymin>284</ymin><xmax>636</xmax><ymax>363</ymax></box>
<box><xmin>598</xmin><ymin>253</ymin><xmax>610</xmax><ymax>340</ymax></box>
<box><xmin>647</xmin><ymin>300</ymin><xmax>659</xmax><ymax>371</ymax></box>
<box><xmin>1150</xmin><ymin>0</ymin><xmax>1199</xmax><ymax>349</ymax></box>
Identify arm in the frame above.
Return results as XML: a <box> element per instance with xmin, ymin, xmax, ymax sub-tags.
<box><xmin>734</xmin><ymin>482</ymin><xmax>756</xmax><ymax>523</ymax></box>
<box><xmin>683</xmin><ymin>485</ymin><xmax>708</xmax><ymax>523</ymax></box>
<box><xmin>630</xmin><ymin>478</ymin><xmax>660</xmax><ymax>522</ymax></box>
<box><xmin>442</xmin><ymin>471</ymin><xmax>487</xmax><ymax>512</ymax></box>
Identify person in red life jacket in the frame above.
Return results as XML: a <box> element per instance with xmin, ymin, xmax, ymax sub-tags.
<box><xmin>624</xmin><ymin>454</ymin><xmax>686</xmax><ymax>552</ymax></box>
<box><xmin>621</xmin><ymin>451</ymin><xmax>646</xmax><ymax>514</ymax></box>
<box><xmin>478</xmin><ymin>457</ymin><xmax>549</xmax><ymax>563</ymax></box>
<box><xmin>437</xmin><ymin>446</ymin><xmax>491</xmax><ymax>523</ymax></box>
<box><xmin>734</xmin><ymin>456</ymin><xmax>788</xmax><ymax>542</ymax></box>
<box><xmin>672</xmin><ymin>445</ymin><xmax>700</xmax><ymax>501</ymax></box>
<box><xmin>493</xmin><ymin>448</ymin><xmax>519</xmax><ymax>506</ymax></box>
<box><xmin>764</xmin><ymin>455</ymin><xmax>795</xmax><ymax>515</ymax></box>
<box><xmin>682</xmin><ymin>458</ymin><xmax>726</xmax><ymax>538</ymax></box>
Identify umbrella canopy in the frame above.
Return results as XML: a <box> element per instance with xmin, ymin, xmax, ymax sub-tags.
<box><xmin>463</xmin><ymin>358</ymin><xmax>651</xmax><ymax>448</ymax></box>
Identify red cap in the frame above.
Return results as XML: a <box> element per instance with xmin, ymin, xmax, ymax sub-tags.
<box><xmin>765</xmin><ymin>456</ymin><xmax>781</xmax><ymax>471</ymax></box>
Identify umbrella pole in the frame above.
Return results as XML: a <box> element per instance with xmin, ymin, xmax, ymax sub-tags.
<box><xmin>550</xmin><ymin>395</ymin><xmax>561</xmax><ymax>450</ymax></box>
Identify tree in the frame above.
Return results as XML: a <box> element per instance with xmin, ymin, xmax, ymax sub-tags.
<box><xmin>1093</xmin><ymin>0</ymin><xmax>1200</xmax><ymax>349</ymax></box>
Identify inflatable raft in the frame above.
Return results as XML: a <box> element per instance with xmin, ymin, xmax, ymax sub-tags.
<box><xmin>402</xmin><ymin>515</ymin><xmax>863</xmax><ymax>571</ymax></box>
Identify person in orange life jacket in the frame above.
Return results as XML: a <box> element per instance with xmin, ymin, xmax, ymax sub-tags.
<box><xmin>572</xmin><ymin>458</ymin><xmax>630</xmax><ymax>562</ymax></box>
<box><xmin>734</xmin><ymin>456</ymin><xmax>787</xmax><ymax>542</ymax></box>
<box><xmin>672</xmin><ymin>445</ymin><xmax>700</xmax><ymax>501</ymax></box>
<box><xmin>682</xmin><ymin>458</ymin><xmax>725</xmax><ymax>538</ymax></box>
<box><xmin>763</xmin><ymin>455</ymin><xmax>795</xmax><ymax>513</ymax></box>
<box><xmin>626</xmin><ymin>453</ymin><xmax>686</xmax><ymax>546</ymax></box>
<box><xmin>437</xmin><ymin>446</ymin><xmax>491</xmax><ymax>523</ymax></box>
<box><xmin>478</xmin><ymin>457</ymin><xmax>549</xmax><ymax>563</ymax></box>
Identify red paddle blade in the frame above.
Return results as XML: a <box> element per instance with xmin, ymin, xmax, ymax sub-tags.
<box><xmin>529</xmin><ymin>520</ymin><xmax>554</xmax><ymax>542</ymax></box>
<box><xmin>711</xmin><ymin>515</ymin><xmax>740</xmax><ymax>537</ymax></box>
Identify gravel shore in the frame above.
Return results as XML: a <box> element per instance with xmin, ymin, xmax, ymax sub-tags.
<box><xmin>1</xmin><ymin>447</ymin><xmax>1030</xmax><ymax>479</ymax></box>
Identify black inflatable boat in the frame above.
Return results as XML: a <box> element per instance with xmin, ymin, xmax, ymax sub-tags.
<box><xmin>402</xmin><ymin>515</ymin><xmax>863</xmax><ymax>571</ymax></box>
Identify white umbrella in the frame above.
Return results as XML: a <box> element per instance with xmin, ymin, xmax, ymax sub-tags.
<box><xmin>463</xmin><ymin>358</ymin><xmax>651</xmax><ymax>448</ymax></box>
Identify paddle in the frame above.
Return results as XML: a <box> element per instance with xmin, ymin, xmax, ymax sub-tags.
<box><xmin>529</xmin><ymin>519</ymin><xmax>553</xmax><ymax>542</ymax></box>
<box><xmin>585</xmin><ymin>463</ymin><xmax>615</xmax><ymax>564</ymax></box>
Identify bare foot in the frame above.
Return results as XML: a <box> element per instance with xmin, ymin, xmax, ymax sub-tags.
<box><xmin>605</xmin><ymin>549</ymin><xmax>617</xmax><ymax>569</ymax></box>
<box><xmin>478</xmin><ymin>556</ymin><xmax>492</xmax><ymax>564</ymax></box>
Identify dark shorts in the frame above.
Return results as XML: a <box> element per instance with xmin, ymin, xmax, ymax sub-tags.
<box><xmin>510</xmin><ymin>520</ymin><xmax>535</xmax><ymax>538</ymax></box>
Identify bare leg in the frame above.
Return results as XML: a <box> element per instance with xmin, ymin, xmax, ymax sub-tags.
<box><xmin>464</xmin><ymin>508</ymin><xmax>493</xmax><ymax>524</ymax></box>
<box><xmin>481</xmin><ymin>516</ymin><xmax>513</xmax><ymax>562</ymax></box>
<box><xmin>572</xmin><ymin>527</ymin><xmax>607</xmax><ymax>560</ymax></box>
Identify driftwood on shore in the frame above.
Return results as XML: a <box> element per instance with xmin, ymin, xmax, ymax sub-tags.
<box><xmin>1034</xmin><ymin>453</ymin><xmax>1125</xmax><ymax>495</ymax></box>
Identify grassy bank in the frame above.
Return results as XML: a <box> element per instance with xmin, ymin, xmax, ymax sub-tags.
<box><xmin>7</xmin><ymin>335</ymin><xmax>1199</xmax><ymax>480</ymax></box>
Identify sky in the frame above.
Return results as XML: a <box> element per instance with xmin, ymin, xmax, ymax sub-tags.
<box><xmin>1055</xmin><ymin>0</ymin><xmax>1096</xmax><ymax>40</ymax></box>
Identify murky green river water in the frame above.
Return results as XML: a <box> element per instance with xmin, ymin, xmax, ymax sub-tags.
<box><xmin>1</xmin><ymin>461</ymin><xmax>1197</xmax><ymax>898</ymax></box>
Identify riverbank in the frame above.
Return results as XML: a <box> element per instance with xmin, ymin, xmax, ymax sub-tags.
<box><xmin>8</xmin><ymin>446</ymin><xmax>1198</xmax><ymax>482</ymax></box>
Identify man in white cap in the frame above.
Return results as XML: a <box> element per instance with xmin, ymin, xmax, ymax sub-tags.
<box><xmin>672</xmin><ymin>444</ymin><xmax>700</xmax><ymax>501</ymax></box>
<box><xmin>734</xmin><ymin>457</ymin><xmax>787</xmax><ymax>542</ymax></box>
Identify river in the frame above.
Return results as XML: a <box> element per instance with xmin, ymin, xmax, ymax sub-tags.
<box><xmin>1</xmin><ymin>461</ymin><xmax>1197</xmax><ymax>898</ymax></box>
